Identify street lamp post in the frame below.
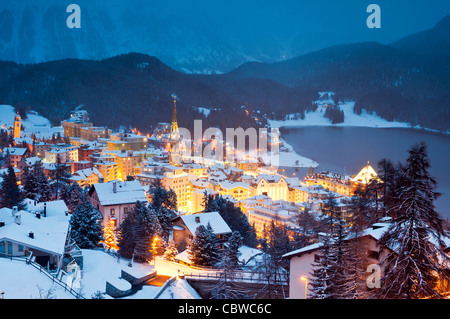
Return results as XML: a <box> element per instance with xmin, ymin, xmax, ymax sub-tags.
<box><xmin>300</xmin><ymin>276</ymin><xmax>308</xmax><ymax>299</ymax></box>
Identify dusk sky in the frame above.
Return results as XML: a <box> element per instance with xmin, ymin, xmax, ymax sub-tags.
<box><xmin>2</xmin><ymin>0</ymin><xmax>450</xmax><ymax>70</ymax></box>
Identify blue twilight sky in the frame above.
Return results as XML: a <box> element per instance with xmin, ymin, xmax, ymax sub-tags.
<box><xmin>1</xmin><ymin>0</ymin><xmax>450</xmax><ymax>70</ymax></box>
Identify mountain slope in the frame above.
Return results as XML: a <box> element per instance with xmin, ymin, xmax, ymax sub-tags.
<box><xmin>390</xmin><ymin>14</ymin><xmax>450</xmax><ymax>57</ymax></box>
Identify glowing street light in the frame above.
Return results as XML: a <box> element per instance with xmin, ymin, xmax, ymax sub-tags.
<box><xmin>300</xmin><ymin>276</ymin><xmax>308</xmax><ymax>299</ymax></box>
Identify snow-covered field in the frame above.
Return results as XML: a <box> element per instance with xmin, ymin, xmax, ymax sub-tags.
<box><xmin>0</xmin><ymin>105</ymin><xmax>63</xmax><ymax>140</ymax></box>
<box><xmin>267</xmin><ymin>100</ymin><xmax>411</xmax><ymax>130</ymax></box>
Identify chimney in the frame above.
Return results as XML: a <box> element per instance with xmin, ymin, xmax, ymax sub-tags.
<box><xmin>43</xmin><ymin>203</ymin><xmax>47</xmax><ymax>217</ymax></box>
<box><xmin>195</xmin><ymin>216</ymin><xmax>200</xmax><ymax>223</ymax></box>
<box><xmin>29</xmin><ymin>231</ymin><xmax>34</xmax><ymax>239</ymax></box>
<box><xmin>14</xmin><ymin>213</ymin><xmax>21</xmax><ymax>225</ymax></box>
<box><xmin>12</xmin><ymin>206</ymin><xmax>18</xmax><ymax>216</ymax></box>
<box><xmin>113</xmin><ymin>181</ymin><xmax>117</xmax><ymax>193</ymax></box>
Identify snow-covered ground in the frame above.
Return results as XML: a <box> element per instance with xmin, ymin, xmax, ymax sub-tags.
<box><xmin>267</xmin><ymin>94</ymin><xmax>411</xmax><ymax>130</ymax></box>
<box><xmin>0</xmin><ymin>258</ymin><xmax>75</xmax><ymax>299</ymax></box>
<box><xmin>0</xmin><ymin>249</ymin><xmax>204</xmax><ymax>299</ymax></box>
<box><xmin>0</xmin><ymin>105</ymin><xmax>63</xmax><ymax>140</ymax></box>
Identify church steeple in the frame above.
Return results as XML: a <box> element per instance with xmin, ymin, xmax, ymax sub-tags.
<box><xmin>170</xmin><ymin>94</ymin><xmax>180</xmax><ymax>140</ymax></box>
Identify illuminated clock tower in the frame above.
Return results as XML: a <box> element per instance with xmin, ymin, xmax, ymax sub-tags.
<box><xmin>13</xmin><ymin>113</ymin><xmax>21</xmax><ymax>139</ymax></box>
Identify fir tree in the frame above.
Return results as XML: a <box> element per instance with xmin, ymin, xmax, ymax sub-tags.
<box><xmin>23</xmin><ymin>161</ymin><xmax>52</xmax><ymax>202</ymax></box>
<box><xmin>188</xmin><ymin>222</ymin><xmax>221</xmax><ymax>267</ymax></box>
<box><xmin>117</xmin><ymin>201</ymin><xmax>164</xmax><ymax>263</ymax></box>
<box><xmin>309</xmin><ymin>235</ymin><xmax>335</xmax><ymax>299</ymax></box>
<box><xmin>0</xmin><ymin>166</ymin><xmax>25</xmax><ymax>209</ymax></box>
<box><xmin>69</xmin><ymin>201</ymin><xmax>103</xmax><ymax>249</ymax></box>
<box><xmin>102</xmin><ymin>217</ymin><xmax>118</xmax><ymax>251</ymax></box>
<box><xmin>204</xmin><ymin>195</ymin><xmax>257</xmax><ymax>247</ymax></box>
<box><xmin>210</xmin><ymin>231</ymin><xmax>247</xmax><ymax>299</ymax></box>
<box><xmin>375</xmin><ymin>142</ymin><xmax>450</xmax><ymax>299</ymax></box>
<box><xmin>222</xmin><ymin>231</ymin><xmax>243</xmax><ymax>269</ymax></box>
<box><xmin>64</xmin><ymin>183</ymin><xmax>88</xmax><ymax>213</ymax></box>
<box><xmin>163</xmin><ymin>238</ymin><xmax>179</xmax><ymax>262</ymax></box>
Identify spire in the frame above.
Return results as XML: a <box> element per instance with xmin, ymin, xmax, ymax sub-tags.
<box><xmin>170</xmin><ymin>94</ymin><xmax>180</xmax><ymax>140</ymax></box>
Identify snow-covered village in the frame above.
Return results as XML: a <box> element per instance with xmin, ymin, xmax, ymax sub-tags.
<box><xmin>1</xmin><ymin>1</ymin><xmax>450</xmax><ymax>307</ymax></box>
<box><xmin>1</xmin><ymin>92</ymin><xmax>449</xmax><ymax>301</ymax></box>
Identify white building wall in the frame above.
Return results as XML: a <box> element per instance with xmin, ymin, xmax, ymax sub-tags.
<box><xmin>288</xmin><ymin>252</ymin><xmax>316</xmax><ymax>299</ymax></box>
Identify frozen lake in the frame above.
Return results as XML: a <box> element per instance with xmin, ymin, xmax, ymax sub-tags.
<box><xmin>281</xmin><ymin>126</ymin><xmax>450</xmax><ymax>220</ymax></box>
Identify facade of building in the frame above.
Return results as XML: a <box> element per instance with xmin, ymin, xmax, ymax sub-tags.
<box><xmin>44</xmin><ymin>145</ymin><xmax>78</xmax><ymax>164</ymax></box>
<box><xmin>3</xmin><ymin>147</ymin><xmax>28</xmax><ymax>167</ymax></box>
<box><xmin>172</xmin><ymin>211</ymin><xmax>232</xmax><ymax>250</ymax></box>
<box><xmin>93</xmin><ymin>160</ymin><xmax>119</xmax><ymax>183</ymax></box>
<box><xmin>282</xmin><ymin>222</ymin><xmax>393</xmax><ymax>299</ymax></box>
<box><xmin>251</xmin><ymin>174</ymin><xmax>289</xmax><ymax>201</ymax></box>
<box><xmin>62</xmin><ymin>110</ymin><xmax>93</xmax><ymax>138</ymax></box>
<box><xmin>88</xmin><ymin>180</ymin><xmax>148</xmax><ymax>228</ymax></box>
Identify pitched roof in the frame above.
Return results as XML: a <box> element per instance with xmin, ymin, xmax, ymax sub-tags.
<box><xmin>91</xmin><ymin>180</ymin><xmax>148</xmax><ymax>206</ymax></box>
<box><xmin>0</xmin><ymin>204</ymin><xmax>70</xmax><ymax>256</ymax></box>
<box><xmin>351</xmin><ymin>161</ymin><xmax>380</xmax><ymax>183</ymax></box>
<box><xmin>177</xmin><ymin>212</ymin><xmax>232</xmax><ymax>236</ymax></box>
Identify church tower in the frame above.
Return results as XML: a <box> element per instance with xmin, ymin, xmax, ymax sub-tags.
<box><xmin>170</xmin><ymin>94</ymin><xmax>180</xmax><ymax>141</ymax></box>
<box><xmin>13</xmin><ymin>113</ymin><xmax>21</xmax><ymax>139</ymax></box>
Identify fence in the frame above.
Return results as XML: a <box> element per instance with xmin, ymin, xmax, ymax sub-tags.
<box><xmin>183</xmin><ymin>270</ymin><xmax>289</xmax><ymax>285</ymax></box>
<box><xmin>0</xmin><ymin>254</ymin><xmax>84</xmax><ymax>299</ymax></box>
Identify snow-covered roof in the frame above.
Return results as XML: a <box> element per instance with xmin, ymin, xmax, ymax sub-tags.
<box><xmin>218</xmin><ymin>181</ymin><xmax>250</xmax><ymax>191</ymax></box>
<box><xmin>351</xmin><ymin>161</ymin><xmax>380</xmax><ymax>183</ymax></box>
<box><xmin>254</xmin><ymin>174</ymin><xmax>286</xmax><ymax>184</ymax></box>
<box><xmin>0</xmin><ymin>167</ymin><xmax>21</xmax><ymax>175</ymax></box>
<box><xmin>91</xmin><ymin>180</ymin><xmax>148</xmax><ymax>206</ymax></box>
<box><xmin>72</xmin><ymin>167</ymin><xmax>103</xmax><ymax>180</ymax></box>
<box><xmin>23</xmin><ymin>199</ymin><xmax>69</xmax><ymax>218</ymax></box>
<box><xmin>0</xmin><ymin>205</ymin><xmax>70</xmax><ymax>256</ymax></box>
<box><xmin>19</xmin><ymin>156</ymin><xmax>42</xmax><ymax>168</ymax></box>
<box><xmin>3</xmin><ymin>147</ymin><xmax>27</xmax><ymax>156</ymax></box>
<box><xmin>178</xmin><ymin>212</ymin><xmax>232</xmax><ymax>236</ymax></box>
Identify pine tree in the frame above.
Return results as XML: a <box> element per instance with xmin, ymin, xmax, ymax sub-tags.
<box><xmin>309</xmin><ymin>235</ymin><xmax>335</xmax><ymax>299</ymax></box>
<box><xmin>117</xmin><ymin>201</ymin><xmax>164</xmax><ymax>263</ymax></box>
<box><xmin>69</xmin><ymin>201</ymin><xmax>103</xmax><ymax>249</ymax></box>
<box><xmin>205</xmin><ymin>195</ymin><xmax>257</xmax><ymax>247</ymax></box>
<box><xmin>163</xmin><ymin>238</ymin><xmax>179</xmax><ymax>262</ymax></box>
<box><xmin>188</xmin><ymin>222</ymin><xmax>220</xmax><ymax>267</ymax></box>
<box><xmin>23</xmin><ymin>161</ymin><xmax>52</xmax><ymax>202</ymax></box>
<box><xmin>0</xmin><ymin>166</ymin><xmax>25</xmax><ymax>209</ymax></box>
<box><xmin>102</xmin><ymin>217</ymin><xmax>118</xmax><ymax>251</ymax></box>
<box><xmin>375</xmin><ymin>142</ymin><xmax>450</xmax><ymax>299</ymax></box>
<box><xmin>310</xmin><ymin>192</ymin><xmax>367</xmax><ymax>299</ymax></box>
<box><xmin>64</xmin><ymin>183</ymin><xmax>88</xmax><ymax>213</ymax></box>
<box><xmin>210</xmin><ymin>231</ymin><xmax>247</xmax><ymax>299</ymax></box>
<box><xmin>222</xmin><ymin>231</ymin><xmax>243</xmax><ymax>269</ymax></box>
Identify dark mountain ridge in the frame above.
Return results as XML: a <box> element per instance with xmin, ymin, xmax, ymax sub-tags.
<box><xmin>1</xmin><ymin>15</ymin><xmax>450</xmax><ymax>133</ymax></box>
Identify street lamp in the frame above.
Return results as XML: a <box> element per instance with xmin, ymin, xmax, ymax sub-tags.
<box><xmin>300</xmin><ymin>276</ymin><xmax>308</xmax><ymax>299</ymax></box>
